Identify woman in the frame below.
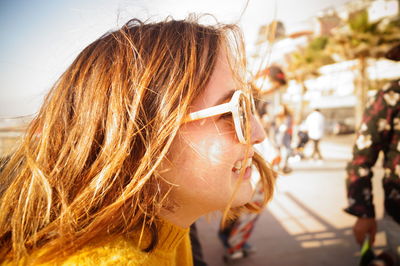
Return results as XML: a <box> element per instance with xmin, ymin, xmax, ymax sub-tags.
<box><xmin>0</xmin><ymin>16</ymin><xmax>275</xmax><ymax>265</ymax></box>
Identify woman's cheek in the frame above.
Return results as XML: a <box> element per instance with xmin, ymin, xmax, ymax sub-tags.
<box><xmin>177</xmin><ymin>122</ymin><xmax>239</xmax><ymax>177</ymax></box>
<box><xmin>194</xmin><ymin>138</ymin><xmax>231</xmax><ymax>165</ymax></box>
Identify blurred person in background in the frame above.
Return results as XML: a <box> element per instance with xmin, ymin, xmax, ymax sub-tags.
<box><xmin>305</xmin><ymin>108</ymin><xmax>325</xmax><ymax>161</ymax></box>
<box><xmin>344</xmin><ymin>43</ymin><xmax>400</xmax><ymax>265</ymax></box>
<box><xmin>190</xmin><ymin>223</ymin><xmax>207</xmax><ymax>266</ymax></box>
<box><xmin>275</xmin><ymin>104</ymin><xmax>294</xmax><ymax>173</ymax></box>
<box><xmin>262</xmin><ymin>65</ymin><xmax>287</xmax><ymax>117</ymax></box>
<box><xmin>292</xmin><ymin>122</ymin><xmax>309</xmax><ymax>160</ymax></box>
<box><xmin>0</xmin><ymin>16</ymin><xmax>276</xmax><ymax>265</ymax></box>
<box><xmin>254</xmin><ymin>66</ymin><xmax>288</xmax><ymax>170</ymax></box>
<box><xmin>254</xmin><ymin>65</ymin><xmax>287</xmax><ymax>135</ymax></box>
<box><xmin>217</xmin><ymin>157</ymin><xmax>270</xmax><ymax>262</ymax></box>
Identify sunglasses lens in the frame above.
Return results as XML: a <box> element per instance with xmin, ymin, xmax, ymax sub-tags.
<box><xmin>238</xmin><ymin>94</ymin><xmax>250</xmax><ymax>142</ymax></box>
<box><xmin>250</xmin><ymin>94</ymin><xmax>256</xmax><ymax>114</ymax></box>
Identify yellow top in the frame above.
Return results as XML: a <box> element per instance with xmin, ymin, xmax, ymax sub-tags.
<box><xmin>3</xmin><ymin>220</ymin><xmax>193</xmax><ymax>266</ymax></box>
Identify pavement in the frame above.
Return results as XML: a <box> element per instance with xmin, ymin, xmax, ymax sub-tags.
<box><xmin>196</xmin><ymin>134</ymin><xmax>387</xmax><ymax>266</ymax></box>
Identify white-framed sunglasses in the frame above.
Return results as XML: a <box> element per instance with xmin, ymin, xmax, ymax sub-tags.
<box><xmin>185</xmin><ymin>90</ymin><xmax>255</xmax><ymax>144</ymax></box>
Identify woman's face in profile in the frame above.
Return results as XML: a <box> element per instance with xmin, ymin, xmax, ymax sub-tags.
<box><xmin>161</xmin><ymin>51</ymin><xmax>265</xmax><ymax>217</ymax></box>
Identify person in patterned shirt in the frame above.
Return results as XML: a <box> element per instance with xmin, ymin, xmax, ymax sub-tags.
<box><xmin>345</xmin><ymin>43</ymin><xmax>400</xmax><ymax>264</ymax></box>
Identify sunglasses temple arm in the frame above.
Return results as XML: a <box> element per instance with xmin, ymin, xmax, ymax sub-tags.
<box><xmin>185</xmin><ymin>102</ymin><xmax>233</xmax><ymax>122</ymax></box>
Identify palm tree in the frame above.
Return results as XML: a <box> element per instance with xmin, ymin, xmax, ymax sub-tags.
<box><xmin>325</xmin><ymin>9</ymin><xmax>400</xmax><ymax>126</ymax></box>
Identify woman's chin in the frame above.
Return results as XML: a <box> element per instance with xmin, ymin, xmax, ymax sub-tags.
<box><xmin>231</xmin><ymin>181</ymin><xmax>254</xmax><ymax>207</ymax></box>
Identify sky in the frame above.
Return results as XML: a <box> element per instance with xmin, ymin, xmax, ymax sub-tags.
<box><xmin>0</xmin><ymin>0</ymin><xmax>350</xmax><ymax>117</ymax></box>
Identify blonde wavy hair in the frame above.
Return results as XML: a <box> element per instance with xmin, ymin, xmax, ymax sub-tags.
<box><xmin>0</xmin><ymin>16</ymin><xmax>275</xmax><ymax>264</ymax></box>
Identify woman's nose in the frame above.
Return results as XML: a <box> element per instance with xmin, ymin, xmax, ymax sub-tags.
<box><xmin>250</xmin><ymin>114</ymin><xmax>266</xmax><ymax>144</ymax></box>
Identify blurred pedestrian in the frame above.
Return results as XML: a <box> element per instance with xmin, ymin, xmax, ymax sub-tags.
<box><xmin>254</xmin><ymin>65</ymin><xmax>287</xmax><ymax>136</ymax></box>
<box><xmin>294</xmin><ymin>122</ymin><xmax>309</xmax><ymax>160</ymax></box>
<box><xmin>275</xmin><ymin>104</ymin><xmax>294</xmax><ymax>173</ymax></box>
<box><xmin>253</xmin><ymin>66</ymin><xmax>289</xmax><ymax>173</ymax></box>
<box><xmin>345</xmin><ymin>43</ymin><xmax>400</xmax><ymax>265</ymax></box>
<box><xmin>263</xmin><ymin>65</ymin><xmax>287</xmax><ymax>119</ymax></box>
<box><xmin>0</xmin><ymin>17</ymin><xmax>276</xmax><ymax>265</ymax></box>
<box><xmin>217</xmin><ymin>167</ymin><xmax>270</xmax><ymax>262</ymax></box>
<box><xmin>305</xmin><ymin>108</ymin><xmax>325</xmax><ymax>161</ymax></box>
<box><xmin>190</xmin><ymin>223</ymin><xmax>208</xmax><ymax>266</ymax></box>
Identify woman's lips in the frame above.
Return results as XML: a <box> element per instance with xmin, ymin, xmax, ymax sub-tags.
<box><xmin>232</xmin><ymin>158</ymin><xmax>252</xmax><ymax>173</ymax></box>
<box><xmin>243</xmin><ymin>166</ymin><xmax>252</xmax><ymax>180</ymax></box>
<box><xmin>232</xmin><ymin>158</ymin><xmax>252</xmax><ymax>180</ymax></box>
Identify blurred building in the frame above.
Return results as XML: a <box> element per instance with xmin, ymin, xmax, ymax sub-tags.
<box><xmin>0</xmin><ymin>116</ymin><xmax>31</xmax><ymax>158</ymax></box>
<box><xmin>252</xmin><ymin>0</ymin><xmax>400</xmax><ymax>134</ymax></box>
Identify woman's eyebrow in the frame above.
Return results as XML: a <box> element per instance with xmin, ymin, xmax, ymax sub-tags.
<box><xmin>214</xmin><ymin>90</ymin><xmax>236</xmax><ymax>106</ymax></box>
